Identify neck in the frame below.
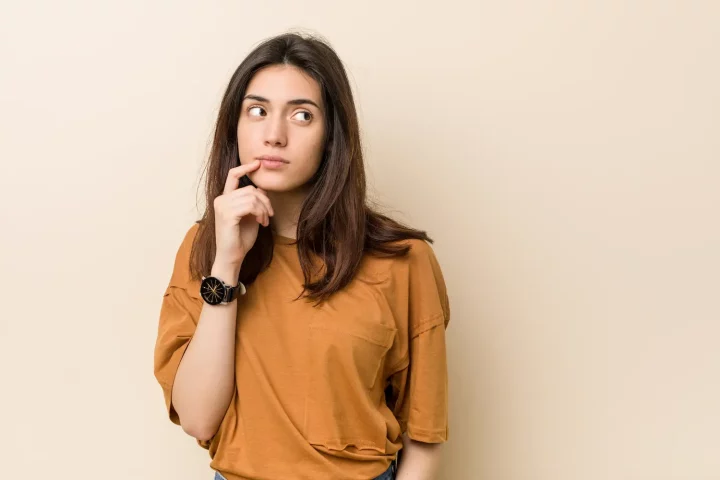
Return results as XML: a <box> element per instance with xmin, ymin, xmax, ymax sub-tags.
<box><xmin>268</xmin><ymin>187</ymin><xmax>308</xmax><ymax>240</ymax></box>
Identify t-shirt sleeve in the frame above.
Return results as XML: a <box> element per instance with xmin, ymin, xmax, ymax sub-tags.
<box><xmin>388</xmin><ymin>240</ymin><xmax>451</xmax><ymax>443</ymax></box>
<box><xmin>153</xmin><ymin>224</ymin><xmax>203</xmax><ymax>425</ymax></box>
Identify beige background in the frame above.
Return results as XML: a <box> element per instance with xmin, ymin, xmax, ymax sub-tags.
<box><xmin>1</xmin><ymin>1</ymin><xmax>718</xmax><ymax>479</ymax></box>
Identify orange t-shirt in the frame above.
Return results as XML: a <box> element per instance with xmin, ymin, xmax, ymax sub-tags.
<box><xmin>153</xmin><ymin>224</ymin><xmax>450</xmax><ymax>480</ymax></box>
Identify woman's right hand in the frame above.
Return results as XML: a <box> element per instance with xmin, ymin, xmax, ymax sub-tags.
<box><xmin>213</xmin><ymin>160</ymin><xmax>274</xmax><ymax>267</ymax></box>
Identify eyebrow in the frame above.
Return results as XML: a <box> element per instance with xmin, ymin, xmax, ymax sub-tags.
<box><xmin>243</xmin><ymin>94</ymin><xmax>321</xmax><ymax>110</ymax></box>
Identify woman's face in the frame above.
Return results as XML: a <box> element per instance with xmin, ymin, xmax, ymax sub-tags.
<box><xmin>237</xmin><ymin>64</ymin><xmax>326</xmax><ymax>193</ymax></box>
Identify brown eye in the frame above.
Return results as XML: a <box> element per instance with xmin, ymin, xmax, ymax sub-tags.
<box><xmin>293</xmin><ymin>111</ymin><xmax>312</xmax><ymax>122</ymax></box>
<box><xmin>248</xmin><ymin>106</ymin><xmax>265</xmax><ymax>117</ymax></box>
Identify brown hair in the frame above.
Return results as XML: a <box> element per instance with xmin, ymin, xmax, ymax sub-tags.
<box><xmin>190</xmin><ymin>31</ymin><xmax>432</xmax><ymax>304</ymax></box>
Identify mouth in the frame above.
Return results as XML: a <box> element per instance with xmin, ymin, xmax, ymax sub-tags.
<box><xmin>257</xmin><ymin>155</ymin><xmax>289</xmax><ymax>164</ymax></box>
<box><xmin>257</xmin><ymin>155</ymin><xmax>290</xmax><ymax>170</ymax></box>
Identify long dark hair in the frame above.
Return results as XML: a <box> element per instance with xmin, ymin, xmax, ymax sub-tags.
<box><xmin>190</xmin><ymin>31</ymin><xmax>432</xmax><ymax>304</ymax></box>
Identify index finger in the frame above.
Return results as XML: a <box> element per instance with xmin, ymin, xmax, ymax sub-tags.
<box><xmin>223</xmin><ymin>160</ymin><xmax>261</xmax><ymax>195</ymax></box>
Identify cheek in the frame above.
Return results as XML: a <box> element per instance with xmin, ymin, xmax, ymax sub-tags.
<box><xmin>306</xmin><ymin>128</ymin><xmax>326</xmax><ymax>162</ymax></box>
<box><xmin>236</xmin><ymin>125</ymin><xmax>254</xmax><ymax>158</ymax></box>
<box><xmin>298</xmin><ymin>135</ymin><xmax>325</xmax><ymax>176</ymax></box>
<box><xmin>237</xmin><ymin>124</ymin><xmax>249</xmax><ymax>145</ymax></box>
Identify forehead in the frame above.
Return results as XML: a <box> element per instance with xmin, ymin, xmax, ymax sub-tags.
<box><xmin>245</xmin><ymin>64</ymin><xmax>322</xmax><ymax>105</ymax></box>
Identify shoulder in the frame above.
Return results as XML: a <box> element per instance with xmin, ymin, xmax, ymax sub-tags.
<box><xmin>167</xmin><ymin>222</ymin><xmax>201</xmax><ymax>290</ymax></box>
<box><xmin>389</xmin><ymin>238</ymin><xmax>444</xmax><ymax>273</ymax></box>
<box><xmin>356</xmin><ymin>237</ymin><xmax>450</xmax><ymax>330</ymax></box>
<box><xmin>179</xmin><ymin>222</ymin><xmax>201</xmax><ymax>255</ymax></box>
<box><xmin>359</xmin><ymin>237</ymin><xmax>444</xmax><ymax>281</ymax></box>
<box><xmin>402</xmin><ymin>238</ymin><xmax>438</xmax><ymax>261</ymax></box>
<box><xmin>390</xmin><ymin>238</ymin><xmax>450</xmax><ymax>329</ymax></box>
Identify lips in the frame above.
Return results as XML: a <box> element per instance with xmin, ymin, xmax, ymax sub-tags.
<box><xmin>257</xmin><ymin>155</ymin><xmax>289</xmax><ymax>163</ymax></box>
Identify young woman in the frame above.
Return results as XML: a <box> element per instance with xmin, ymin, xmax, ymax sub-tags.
<box><xmin>153</xmin><ymin>32</ymin><xmax>450</xmax><ymax>480</ymax></box>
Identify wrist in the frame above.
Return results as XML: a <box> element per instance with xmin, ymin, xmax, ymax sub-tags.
<box><xmin>210</xmin><ymin>261</ymin><xmax>242</xmax><ymax>286</ymax></box>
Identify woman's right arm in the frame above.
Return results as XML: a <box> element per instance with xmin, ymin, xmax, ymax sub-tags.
<box><xmin>170</xmin><ymin>260</ymin><xmax>243</xmax><ymax>442</ymax></box>
<box><xmin>168</xmin><ymin>159</ymin><xmax>273</xmax><ymax>441</ymax></box>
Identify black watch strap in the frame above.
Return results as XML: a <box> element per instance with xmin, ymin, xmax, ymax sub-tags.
<box><xmin>220</xmin><ymin>279</ymin><xmax>247</xmax><ymax>304</ymax></box>
<box><xmin>223</xmin><ymin>284</ymin><xmax>238</xmax><ymax>303</ymax></box>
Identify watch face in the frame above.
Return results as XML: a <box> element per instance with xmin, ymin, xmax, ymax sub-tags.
<box><xmin>200</xmin><ymin>276</ymin><xmax>226</xmax><ymax>305</ymax></box>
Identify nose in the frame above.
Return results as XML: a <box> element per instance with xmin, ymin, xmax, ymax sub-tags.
<box><xmin>264</xmin><ymin>114</ymin><xmax>287</xmax><ymax>147</ymax></box>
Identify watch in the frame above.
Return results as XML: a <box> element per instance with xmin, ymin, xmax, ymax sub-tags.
<box><xmin>200</xmin><ymin>275</ymin><xmax>247</xmax><ymax>305</ymax></box>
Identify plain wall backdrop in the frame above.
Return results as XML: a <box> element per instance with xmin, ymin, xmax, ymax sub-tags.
<box><xmin>1</xmin><ymin>1</ymin><xmax>718</xmax><ymax>479</ymax></box>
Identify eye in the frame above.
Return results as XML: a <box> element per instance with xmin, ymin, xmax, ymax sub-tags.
<box><xmin>247</xmin><ymin>106</ymin><xmax>265</xmax><ymax>117</ymax></box>
<box><xmin>293</xmin><ymin>111</ymin><xmax>313</xmax><ymax>122</ymax></box>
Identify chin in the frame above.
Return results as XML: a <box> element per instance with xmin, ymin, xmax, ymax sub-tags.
<box><xmin>250</xmin><ymin>174</ymin><xmax>300</xmax><ymax>193</ymax></box>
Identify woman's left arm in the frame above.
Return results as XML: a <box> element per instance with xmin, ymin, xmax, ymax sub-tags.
<box><xmin>391</xmin><ymin>240</ymin><xmax>450</xmax><ymax>479</ymax></box>
<box><xmin>395</xmin><ymin>433</ymin><xmax>444</xmax><ymax>480</ymax></box>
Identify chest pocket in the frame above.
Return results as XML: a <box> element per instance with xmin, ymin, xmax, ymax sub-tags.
<box><xmin>304</xmin><ymin>315</ymin><xmax>396</xmax><ymax>453</ymax></box>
